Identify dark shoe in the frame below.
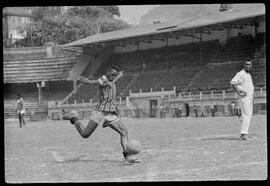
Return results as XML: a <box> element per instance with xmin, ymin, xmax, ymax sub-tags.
<box><xmin>62</xmin><ymin>110</ymin><xmax>79</xmax><ymax>120</ymax></box>
<box><xmin>123</xmin><ymin>152</ymin><xmax>141</xmax><ymax>163</ymax></box>
<box><xmin>240</xmin><ymin>134</ymin><xmax>255</xmax><ymax>140</ymax></box>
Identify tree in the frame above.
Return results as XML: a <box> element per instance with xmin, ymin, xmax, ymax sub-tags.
<box><xmin>17</xmin><ymin>6</ymin><xmax>131</xmax><ymax>46</ymax></box>
<box><xmin>31</xmin><ymin>7</ymin><xmax>47</xmax><ymax>21</ymax></box>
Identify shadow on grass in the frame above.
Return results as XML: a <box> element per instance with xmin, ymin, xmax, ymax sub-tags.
<box><xmin>52</xmin><ymin>155</ymin><xmax>130</xmax><ymax>166</ymax></box>
<box><xmin>200</xmin><ymin>136</ymin><xmax>240</xmax><ymax>141</ymax></box>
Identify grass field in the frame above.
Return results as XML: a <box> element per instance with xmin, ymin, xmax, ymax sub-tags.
<box><xmin>4</xmin><ymin>115</ymin><xmax>267</xmax><ymax>183</ymax></box>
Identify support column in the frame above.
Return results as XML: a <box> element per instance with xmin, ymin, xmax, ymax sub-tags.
<box><xmin>166</xmin><ymin>35</ymin><xmax>169</xmax><ymax>69</ymax></box>
<box><xmin>73</xmin><ymin>80</ymin><xmax>77</xmax><ymax>91</ymax></box>
<box><xmin>37</xmin><ymin>82</ymin><xmax>42</xmax><ymax>104</ymax></box>
<box><xmin>254</xmin><ymin>18</ymin><xmax>258</xmax><ymax>62</ymax></box>
<box><xmin>199</xmin><ymin>31</ymin><xmax>203</xmax><ymax>66</ymax></box>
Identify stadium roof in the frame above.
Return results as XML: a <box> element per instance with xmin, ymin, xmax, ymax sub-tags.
<box><xmin>62</xmin><ymin>4</ymin><xmax>265</xmax><ymax>48</ymax></box>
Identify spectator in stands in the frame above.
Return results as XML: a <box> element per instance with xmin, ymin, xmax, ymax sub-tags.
<box><xmin>230</xmin><ymin>102</ymin><xmax>236</xmax><ymax>116</ymax></box>
<box><xmin>210</xmin><ymin>104</ymin><xmax>215</xmax><ymax>117</ymax></box>
<box><xmin>135</xmin><ymin>107</ymin><xmax>140</xmax><ymax>118</ymax></box>
<box><xmin>178</xmin><ymin>104</ymin><xmax>182</xmax><ymax>117</ymax></box>
<box><xmin>171</xmin><ymin>105</ymin><xmax>176</xmax><ymax>118</ymax></box>
<box><xmin>235</xmin><ymin>100</ymin><xmax>242</xmax><ymax>118</ymax></box>
<box><xmin>230</xmin><ymin>59</ymin><xmax>254</xmax><ymax>140</ymax></box>
<box><xmin>152</xmin><ymin>104</ymin><xmax>157</xmax><ymax>118</ymax></box>
<box><xmin>16</xmin><ymin>94</ymin><xmax>26</xmax><ymax>127</ymax></box>
<box><xmin>185</xmin><ymin>103</ymin><xmax>190</xmax><ymax>117</ymax></box>
<box><xmin>62</xmin><ymin>66</ymin><xmax>141</xmax><ymax>163</ymax></box>
<box><xmin>193</xmin><ymin>104</ymin><xmax>199</xmax><ymax>117</ymax></box>
<box><xmin>159</xmin><ymin>105</ymin><xmax>165</xmax><ymax>118</ymax></box>
<box><xmin>142</xmin><ymin>61</ymin><xmax>146</xmax><ymax>73</ymax></box>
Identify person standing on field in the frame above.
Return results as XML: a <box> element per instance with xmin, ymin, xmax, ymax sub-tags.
<box><xmin>230</xmin><ymin>59</ymin><xmax>254</xmax><ymax>140</ymax></box>
<box><xmin>16</xmin><ymin>94</ymin><xmax>26</xmax><ymax>127</ymax></box>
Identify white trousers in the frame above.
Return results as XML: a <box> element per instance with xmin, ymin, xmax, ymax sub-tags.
<box><xmin>238</xmin><ymin>96</ymin><xmax>253</xmax><ymax>134</ymax></box>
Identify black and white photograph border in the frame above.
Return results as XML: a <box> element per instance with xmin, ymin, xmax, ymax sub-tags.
<box><xmin>3</xmin><ymin>3</ymin><xmax>267</xmax><ymax>183</ymax></box>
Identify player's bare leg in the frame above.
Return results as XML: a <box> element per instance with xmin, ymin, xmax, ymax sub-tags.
<box><xmin>21</xmin><ymin>113</ymin><xmax>26</xmax><ymax>126</ymax></box>
<box><xmin>106</xmin><ymin>120</ymin><xmax>141</xmax><ymax>163</ymax></box>
<box><xmin>18</xmin><ymin>114</ymin><xmax>22</xmax><ymax>128</ymax></box>
<box><xmin>62</xmin><ymin>110</ymin><xmax>99</xmax><ymax>138</ymax></box>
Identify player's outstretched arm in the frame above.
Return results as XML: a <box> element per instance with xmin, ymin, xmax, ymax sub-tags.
<box><xmin>113</xmin><ymin>71</ymin><xmax>124</xmax><ymax>83</ymax></box>
<box><xmin>78</xmin><ymin>76</ymin><xmax>99</xmax><ymax>85</ymax></box>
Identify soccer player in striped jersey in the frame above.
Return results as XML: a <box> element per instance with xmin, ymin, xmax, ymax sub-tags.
<box><xmin>63</xmin><ymin>66</ymin><xmax>141</xmax><ymax>163</ymax></box>
<box><xmin>16</xmin><ymin>94</ymin><xmax>26</xmax><ymax>127</ymax></box>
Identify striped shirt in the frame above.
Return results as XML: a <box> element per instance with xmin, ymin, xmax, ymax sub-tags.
<box><xmin>95</xmin><ymin>75</ymin><xmax>118</xmax><ymax>113</ymax></box>
<box><xmin>17</xmin><ymin>98</ymin><xmax>25</xmax><ymax>111</ymax></box>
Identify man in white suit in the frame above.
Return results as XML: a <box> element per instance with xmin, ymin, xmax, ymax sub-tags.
<box><xmin>230</xmin><ymin>59</ymin><xmax>254</xmax><ymax>140</ymax></box>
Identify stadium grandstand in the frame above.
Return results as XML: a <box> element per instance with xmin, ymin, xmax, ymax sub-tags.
<box><xmin>4</xmin><ymin>4</ymin><xmax>266</xmax><ymax>121</ymax></box>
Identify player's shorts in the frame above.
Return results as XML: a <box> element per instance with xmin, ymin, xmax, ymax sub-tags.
<box><xmin>90</xmin><ymin>111</ymin><xmax>120</xmax><ymax>128</ymax></box>
<box><xmin>20</xmin><ymin>109</ymin><xmax>26</xmax><ymax>114</ymax></box>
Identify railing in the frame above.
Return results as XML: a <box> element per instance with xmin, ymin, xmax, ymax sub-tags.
<box><xmin>53</xmin><ymin>87</ymin><xmax>266</xmax><ymax>109</ymax></box>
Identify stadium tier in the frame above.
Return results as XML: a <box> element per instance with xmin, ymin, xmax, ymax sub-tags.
<box><xmin>131</xmin><ymin>71</ymin><xmax>168</xmax><ymax>92</ymax></box>
<box><xmin>212</xmin><ymin>35</ymin><xmax>257</xmax><ymax>63</ymax></box>
<box><xmin>186</xmin><ymin>62</ymin><xmax>243</xmax><ymax>91</ymax></box>
<box><xmin>252</xmin><ymin>58</ymin><xmax>266</xmax><ymax>87</ymax></box>
<box><xmin>4</xmin><ymin>81</ymin><xmax>73</xmax><ymax>120</ymax></box>
<box><xmin>3</xmin><ymin>46</ymin><xmax>47</xmax><ymax>61</ymax></box>
<box><xmin>4</xmin><ymin>31</ymin><xmax>266</xmax><ymax>120</ymax></box>
<box><xmin>65</xmin><ymin>34</ymin><xmax>265</xmax><ymax>104</ymax></box>
<box><xmin>4</xmin><ymin>46</ymin><xmax>82</xmax><ymax>61</ymax></box>
<box><xmin>4</xmin><ymin>92</ymin><xmax>48</xmax><ymax>120</ymax></box>
<box><xmin>4</xmin><ymin>57</ymin><xmax>79</xmax><ymax>83</ymax></box>
<box><xmin>154</xmin><ymin>67</ymin><xmax>200</xmax><ymax>92</ymax></box>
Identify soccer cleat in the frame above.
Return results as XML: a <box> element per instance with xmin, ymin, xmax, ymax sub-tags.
<box><xmin>125</xmin><ymin>156</ymin><xmax>142</xmax><ymax>163</ymax></box>
<box><xmin>240</xmin><ymin>134</ymin><xmax>255</xmax><ymax>140</ymax></box>
<box><xmin>123</xmin><ymin>151</ymin><xmax>141</xmax><ymax>163</ymax></box>
<box><xmin>62</xmin><ymin>110</ymin><xmax>79</xmax><ymax>124</ymax></box>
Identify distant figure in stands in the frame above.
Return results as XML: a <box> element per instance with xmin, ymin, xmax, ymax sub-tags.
<box><xmin>178</xmin><ymin>104</ymin><xmax>182</xmax><ymax>117</ymax></box>
<box><xmin>159</xmin><ymin>105</ymin><xmax>165</xmax><ymax>118</ymax></box>
<box><xmin>210</xmin><ymin>104</ymin><xmax>215</xmax><ymax>117</ymax></box>
<box><xmin>235</xmin><ymin>100</ymin><xmax>242</xmax><ymax>118</ymax></box>
<box><xmin>16</xmin><ymin>94</ymin><xmax>26</xmax><ymax>127</ymax></box>
<box><xmin>171</xmin><ymin>105</ymin><xmax>176</xmax><ymax>118</ymax></box>
<box><xmin>193</xmin><ymin>104</ymin><xmax>199</xmax><ymax>117</ymax></box>
<box><xmin>142</xmin><ymin>61</ymin><xmax>146</xmax><ymax>73</ymax></box>
<box><xmin>62</xmin><ymin>66</ymin><xmax>141</xmax><ymax>163</ymax></box>
<box><xmin>185</xmin><ymin>103</ymin><xmax>190</xmax><ymax>117</ymax></box>
<box><xmin>230</xmin><ymin>59</ymin><xmax>254</xmax><ymax>140</ymax></box>
<box><xmin>230</xmin><ymin>101</ymin><xmax>236</xmax><ymax>116</ymax></box>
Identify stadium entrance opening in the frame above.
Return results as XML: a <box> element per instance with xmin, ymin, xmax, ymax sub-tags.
<box><xmin>149</xmin><ymin>99</ymin><xmax>158</xmax><ymax>118</ymax></box>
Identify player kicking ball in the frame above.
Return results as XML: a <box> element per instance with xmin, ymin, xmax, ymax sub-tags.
<box><xmin>62</xmin><ymin>66</ymin><xmax>141</xmax><ymax>163</ymax></box>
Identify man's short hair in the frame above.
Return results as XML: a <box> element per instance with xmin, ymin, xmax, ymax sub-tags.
<box><xmin>245</xmin><ymin>58</ymin><xmax>251</xmax><ymax>62</ymax></box>
<box><xmin>111</xmin><ymin>65</ymin><xmax>120</xmax><ymax>72</ymax></box>
<box><xmin>17</xmin><ymin>94</ymin><xmax>22</xmax><ymax>97</ymax></box>
<box><xmin>106</xmin><ymin>65</ymin><xmax>120</xmax><ymax>74</ymax></box>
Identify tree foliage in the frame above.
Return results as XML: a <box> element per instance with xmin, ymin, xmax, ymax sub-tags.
<box><xmin>16</xmin><ymin>6</ymin><xmax>130</xmax><ymax>46</ymax></box>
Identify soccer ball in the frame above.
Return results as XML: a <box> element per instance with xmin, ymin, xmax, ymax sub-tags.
<box><xmin>126</xmin><ymin>139</ymin><xmax>142</xmax><ymax>155</ymax></box>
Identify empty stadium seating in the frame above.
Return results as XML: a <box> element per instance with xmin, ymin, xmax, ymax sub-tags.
<box><xmin>154</xmin><ymin>67</ymin><xmax>200</xmax><ymax>92</ymax></box>
<box><xmin>4</xmin><ymin>46</ymin><xmax>82</xmax><ymax>61</ymax></box>
<box><xmin>4</xmin><ymin>80</ymin><xmax>73</xmax><ymax>120</ymax></box>
<box><xmin>70</xmin><ymin>34</ymin><xmax>265</xmax><ymax>103</ymax></box>
<box><xmin>186</xmin><ymin>62</ymin><xmax>243</xmax><ymax>91</ymax></box>
<box><xmin>4</xmin><ymin>57</ymin><xmax>79</xmax><ymax>83</ymax></box>
<box><xmin>4</xmin><ymin>32</ymin><xmax>266</xmax><ymax>118</ymax></box>
<box><xmin>105</xmin><ymin>39</ymin><xmax>219</xmax><ymax>74</ymax></box>
<box><xmin>252</xmin><ymin>58</ymin><xmax>266</xmax><ymax>87</ymax></box>
<box><xmin>212</xmin><ymin>34</ymin><xmax>256</xmax><ymax>63</ymax></box>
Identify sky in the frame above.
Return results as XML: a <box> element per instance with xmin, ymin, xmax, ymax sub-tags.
<box><xmin>118</xmin><ymin>5</ymin><xmax>159</xmax><ymax>25</ymax></box>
